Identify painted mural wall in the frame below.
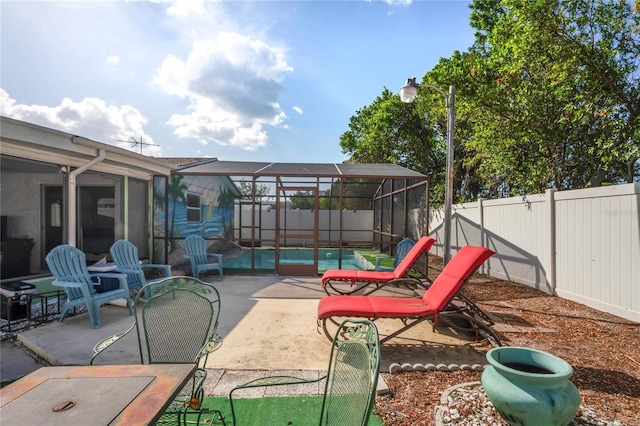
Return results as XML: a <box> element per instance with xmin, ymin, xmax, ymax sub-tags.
<box><xmin>153</xmin><ymin>174</ymin><xmax>236</xmax><ymax>249</ymax></box>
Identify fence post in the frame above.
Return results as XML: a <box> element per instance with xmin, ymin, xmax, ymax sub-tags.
<box><xmin>478</xmin><ymin>198</ymin><xmax>486</xmax><ymax>274</ymax></box>
<box><xmin>546</xmin><ymin>189</ymin><xmax>557</xmax><ymax>295</ymax></box>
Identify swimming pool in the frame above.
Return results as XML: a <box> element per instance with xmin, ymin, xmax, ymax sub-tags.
<box><xmin>224</xmin><ymin>248</ymin><xmax>373</xmax><ymax>273</ymax></box>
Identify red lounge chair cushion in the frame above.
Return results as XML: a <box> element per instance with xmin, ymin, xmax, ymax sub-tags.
<box><xmin>421</xmin><ymin>246</ymin><xmax>495</xmax><ymax>312</ymax></box>
<box><xmin>320</xmin><ymin>270</ymin><xmax>396</xmax><ymax>283</ymax></box>
<box><xmin>317</xmin><ymin>246</ymin><xmax>495</xmax><ymax>320</ymax></box>
<box><xmin>321</xmin><ymin>236</ymin><xmax>436</xmax><ymax>284</ymax></box>
<box><xmin>317</xmin><ymin>295</ymin><xmax>437</xmax><ymax>319</ymax></box>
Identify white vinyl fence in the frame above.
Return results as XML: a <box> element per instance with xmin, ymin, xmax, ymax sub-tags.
<box><xmin>429</xmin><ymin>183</ymin><xmax>640</xmax><ymax>322</ymax></box>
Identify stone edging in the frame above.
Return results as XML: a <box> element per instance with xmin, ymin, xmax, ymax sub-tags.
<box><xmin>388</xmin><ymin>363</ymin><xmax>486</xmax><ymax>373</ymax></box>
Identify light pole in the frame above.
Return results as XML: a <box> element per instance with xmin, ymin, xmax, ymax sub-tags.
<box><xmin>400</xmin><ymin>76</ymin><xmax>455</xmax><ymax>264</ymax></box>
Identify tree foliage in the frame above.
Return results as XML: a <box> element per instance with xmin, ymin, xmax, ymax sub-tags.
<box><xmin>340</xmin><ymin>0</ymin><xmax>639</xmax><ymax>202</ymax></box>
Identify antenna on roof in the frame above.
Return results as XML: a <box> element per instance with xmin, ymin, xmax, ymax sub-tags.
<box><xmin>117</xmin><ymin>136</ymin><xmax>159</xmax><ymax>155</ymax></box>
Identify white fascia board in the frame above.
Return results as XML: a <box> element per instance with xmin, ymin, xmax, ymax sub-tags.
<box><xmin>1</xmin><ymin>117</ymin><xmax>174</xmax><ymax>178</ymax></box>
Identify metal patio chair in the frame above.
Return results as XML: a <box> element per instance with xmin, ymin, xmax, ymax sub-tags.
<box><xmin>229</xmin><ymin>319</ymin><xmax>380</xmax><ymax>426</ymax></box>
<box><xmin>110</xmin><ymin>239</ymin><xmax>172</xmax><ymax>291</ymax></box>
<box><xmin>182</xmin><ymin>235</ymin><xmax>224</xmax><ymax>280</ymax></box>
<box><xmin>374</xmin><ymin>237</ymin><xmax>416</xmax><ymax>272</ymax></box>
<box><xmin>91</xmin><ymin>276</ymin><xmax>226</xmax><ymax>425</ymax></box>
<box><xmin>45</xmin><ymin>245</ymin><xmax>133</xmax><ymax>329</ymax></box>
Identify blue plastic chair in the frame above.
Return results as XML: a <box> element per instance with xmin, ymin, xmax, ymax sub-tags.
<box><xmin>375</xmin><ymin>238</ymin><xmax>416</xmax><ymax>272</ymax></box>
<box><xmin>110</xmin><ymin>240</ymin><xmax>172</xmax><ymax>291</ymax></box>
<box><xmin>45</xmin><ymin>245</ymin><xmax>133</xmax><ymax>329</ymax></box>
<box><xmin>182</xmin><ymin>236</ymin><xmax>223</xmax><ymax>280</ymax></box>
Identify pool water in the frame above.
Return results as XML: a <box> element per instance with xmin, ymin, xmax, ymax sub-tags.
<box><xmin>225</xmin><ymin>248</ymin><xmax>372</xmax><ymax>272</ymax></box>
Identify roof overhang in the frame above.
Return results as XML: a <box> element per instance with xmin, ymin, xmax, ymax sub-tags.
<box><xmin>176</xmin><ymin>160</ymin><xmax>427</xmax><ymax>180</ymax></box>
<box><xmin>0</xmin><ymin>116</ymin><xmax>174</xmax><ymax>180</ymax></box>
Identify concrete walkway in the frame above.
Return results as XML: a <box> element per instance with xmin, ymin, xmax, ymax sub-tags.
<box><xmin>4</xmin><ymin>275</ymin><xmax>489</xmax><ymax>396</ymax></box>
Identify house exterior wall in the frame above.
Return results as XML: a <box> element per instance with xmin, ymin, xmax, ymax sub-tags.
<box><xmin>428</xmin><ymin>183</ymin><xmax>640</xmax><ymax>322</ymax></box>
<box><xmin>0</xmin><ymin>169</ymin><xmax>136</xmax><ymax>271</ymax></box>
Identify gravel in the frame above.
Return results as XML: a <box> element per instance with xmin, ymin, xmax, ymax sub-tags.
<box><xmin>435</xmin><ymin>381</ymin><xmax>625</xmax><ymax>426</ymax></box>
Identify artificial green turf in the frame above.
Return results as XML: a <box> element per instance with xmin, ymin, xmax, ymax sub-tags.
<box><xmin>201</xmin><ymin>396</ymin><xmax>384</xmax><ymax>425</ymax></box>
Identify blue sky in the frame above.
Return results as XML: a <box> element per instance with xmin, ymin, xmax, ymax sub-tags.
<box><xmin>1</xmin><ymin>0</ymin><xmax>475</xmax><ymax>163</ymax></box>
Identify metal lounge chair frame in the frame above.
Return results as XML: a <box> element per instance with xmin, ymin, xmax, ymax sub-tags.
<box><xmin>321</xmin><ymin>236</ymin><xmax>436</xmax><ymax>296</ymax></box>
<box><xmin>374</xmin><ymin>237</ymin><xmax>416</xmax><ymax>272</ymax></box>
<box><xmin>229</xmin><ymin>319</ymin><xmax>380</xmax><ymax>426</ymax></box>
<box><xmin>110</xmin><ymin>239</ymin><xmax>172</xmax><ymax>291</ymax></box>
<box><xmin>182</xmin><ymin>235</ymin><xmax>224</xmax><ymax>280</ymax></box>
<box><xmin>91</xmin><ymin>276</ymin><xmax>226</xmax><ymax>425</ymax></box>
<box><xmin>45</xmin><ymin>245</ymin><xmax>133</xmax><ymax>329</ymax></box>
<box><xmin>317</xmin><ymin>245</ymin><xmax>502</xmax><ymax>346</ymax></box>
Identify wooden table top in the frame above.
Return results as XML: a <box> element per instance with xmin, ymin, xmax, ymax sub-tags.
<box><xmin>0</xmin><ymin>364</ymin><xmax>196</xmax><ymax>425</ymax></box>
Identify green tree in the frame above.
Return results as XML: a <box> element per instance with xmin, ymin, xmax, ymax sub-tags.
<box><xmin>340</xmin><ymin>88</ymin><xmax>447</xmax><ymax>204</ymax></box>
<box><xmin>289</xmin><ymin>191</ymin><xmax>316</xmax><ymax>210</ymax></box>
<box><xmin>466</xmin><ymin>0</ymin><xmax>639</xmax><ymax>194</ymax></box>
<box><xmin>237</xmin><ymin>181</ymin><xmax>271</xmax><ymax>199</ymax></box>
<box><xmin>341</xmin><ymin>0</ymin><xmax>639</xmax><ymax>202</ymax></box>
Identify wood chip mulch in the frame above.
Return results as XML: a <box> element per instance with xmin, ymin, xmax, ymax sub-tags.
<box><xmin>373</xmin><ymin>274</ymin><xmax>640</xmax><ymax>426</ymax></box>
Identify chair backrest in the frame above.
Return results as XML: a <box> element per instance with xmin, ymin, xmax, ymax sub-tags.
<box><xmin>320</xmin><ymin>319</ymin><xmax>380</xmax><ymax>426</ymax></box>
<box><xmin>134</xmin><ymin>276</ymin><xmax>221</xmax><ymax>365</ymax></box>
<box><xmin>392</xmin><ymin>236</ymin><xmax>437</xmax><ymax>278</ymax></box>
<box><xmin>422</xmin><ymin>245</ymin><xmax>495</xmax><ymax>311</ymax></box>
<box><xmin>45</xmin><ymin>245</ymin><xmax>94</xmax><ymax>300</ymax></box>
<box><xmin>110</xmin><ymin>239</ymin><xmax>143</xmax><ymax>271</ymax></box>
<box><xmin>393</xmin><ymin>238</ymin><xmax>416</xmax><ymax>267</ymax></box>
<box><xmin>182</xmin><ymin>235</ymin><xmax>209</xmax><ymax>265</ymax></box>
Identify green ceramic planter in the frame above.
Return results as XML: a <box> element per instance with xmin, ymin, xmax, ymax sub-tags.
<box><xmin>481</xmin><ymin>347</ymin><xmax>581</xmax><ymax>426</ymax></box>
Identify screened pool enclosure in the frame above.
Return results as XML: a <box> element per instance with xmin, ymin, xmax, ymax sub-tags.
<box><xmin>153</xmin><ymin>160</ymin><xmax>429</xmax><ymax>276</ymax></box>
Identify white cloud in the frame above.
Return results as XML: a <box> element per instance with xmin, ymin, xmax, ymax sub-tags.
<box><xmin>383</xmin><ymin>0</ymin><xmax>412</xmax><ymax>5</ymax></box>
<box><xmin>293</xmin><ymin>106</ymin><xmax>303</xmax><ymax>115</ymax></box>
<box><xmin>106</xmin><ymin>55</ymin><xmax>120</xmax><ymax>64</ymax></box>
<box><xmin>156</xmin><ymin>0</ymin><xmax>209</xmax><ymax>18</ymax></box>
<box><xmin>0</xmin><ymin>89</ymin><xmax>162</xmax><ymax>156</ymax></box>
<box><xmin>152</xmin><ymin>32</ymin><xmax>293</xmax><ymax>151</ymax></box>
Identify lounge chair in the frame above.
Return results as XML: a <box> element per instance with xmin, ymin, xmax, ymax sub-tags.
<box><xmin>321</xmin><ymin>236</ymin><xmax>436</xmax><ymax>296</ymax></box>
<box><xmin>45</xmin><ymin>245</ymin><xmax>133</xmax><ymax>329</ymax></box>
<box><xmin>229</xmin><ymin>319</ymin><xmax>380</xmax><ymax>426</ymax></box>
<box><xmin>110</xmin><ymin>239</ymin><xmax>172</xmax><ymax>291</ymax></box>
<box><xmin>182</xmin><ymin>235</ymin><xmax>224</xmax><ymax>280</ymax></box>
<box><xmin>317</xmin><ymin>245</ymin><xmax>501</xmax><ymax>346</ymax></box>
<box><xmin>375</xmin><ymin>237</ymin><xmax>416</xmax><ymax>272</ymax></box>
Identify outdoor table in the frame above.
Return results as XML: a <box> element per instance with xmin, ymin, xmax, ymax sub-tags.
<box><xmin>86</xmin><ymin>262</ymin><xmax>124</xmax><ymax>293</ymax></box>
<box><xmin>0</xmin><ymin>363</ymin><xmax>196</xmax><ymax>425</ymax></box>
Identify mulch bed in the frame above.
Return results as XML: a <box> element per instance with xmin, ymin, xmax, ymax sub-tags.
<box><xmin>374</xmin><ymin>274</ymin><xmax>640</xmax><ymax>425</ymax></box>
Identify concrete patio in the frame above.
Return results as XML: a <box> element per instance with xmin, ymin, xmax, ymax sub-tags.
<box><xmin>4</xmin><ymin>275</ymin><xmax>490</xmax><ymax>397</ymax></box>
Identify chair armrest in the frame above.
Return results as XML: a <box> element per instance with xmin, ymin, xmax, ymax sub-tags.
<box><xmin>374</xmin><ymin>256</ymin><xmax>391</xmax><ymax>268</ymax></box>
<box><xmin>90</xmin><ymin>321</ymin><xmax>136</xmax><ymax>365</ymax></box>
<box><xmin>207</xmin><ymin>253</ymin><xmax>223</xmax><ymax>263</ymax></box>
<box><xmin>233</xmin><ymin>374</ymin><xmax>326</xmax><ymax>391</ymax></box>
<box><xmin>51</xmin><ymin>279</ymin><xmax>84</xmax><ymax>289</ymax></box>
<box><xmin>196</xmin><ymin>333</ymin><xmax>223</xmax><ymax>366</ymax></box>
<box><xmin>229</xmin><ymin>374</ymin><xmax>327</xmax><ymax>425</ymax></box>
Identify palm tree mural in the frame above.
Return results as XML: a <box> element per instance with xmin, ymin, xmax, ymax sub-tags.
<box><xmin>152</xmin><ymin>177</ymin><xmax>167</xmax><ymax>261</ymax></box>
<box><xmin>168</xmin><ymin>175</ymin><xmax>188</xmax><ymax>251</ymax></box>
<box><xmin>216</xmin><ymin>185</ymin><xmax>235</xmax><ymax>237</ymax></box>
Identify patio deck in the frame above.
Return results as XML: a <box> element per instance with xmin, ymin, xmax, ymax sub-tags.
<box><xmin>4</xmin><ymin>275</ymin><xmax>494</xmax><ymax>396</ymax></box>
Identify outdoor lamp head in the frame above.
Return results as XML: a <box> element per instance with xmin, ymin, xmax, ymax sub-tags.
<box><xmin>400</xmin><ymin>77</ymin><xmax>418</xmax><ymax>103</ymax></box>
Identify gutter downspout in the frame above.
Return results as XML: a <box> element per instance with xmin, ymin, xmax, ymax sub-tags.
<box><xmin>68</xmin><ymin>142</ymin><xmax>106</xmax><ymax>247</ymax></box>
